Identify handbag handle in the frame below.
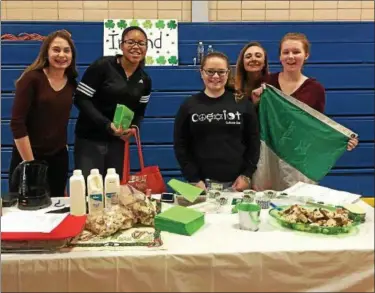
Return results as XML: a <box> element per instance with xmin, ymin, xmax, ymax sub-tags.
<box><xmin>132</xmin><ymin>126</ymin><xmax>145</xmax><ymax>170</ymax></box>
<box><xmin>122</xmin><ymin>126</ymin><xmax>145</xmax><ymax>184</ymax></box>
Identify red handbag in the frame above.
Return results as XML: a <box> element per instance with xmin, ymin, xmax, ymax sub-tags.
<box><xmin>121</xmin><ymin>127</ymin><xmax>167</xmax><ymax>194</ymax></box>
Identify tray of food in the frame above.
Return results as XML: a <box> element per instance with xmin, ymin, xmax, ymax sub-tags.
<box><xmin>269</xmin><ymin>204</ymin><xmax>363</xmax><ymax>235</ymax></box>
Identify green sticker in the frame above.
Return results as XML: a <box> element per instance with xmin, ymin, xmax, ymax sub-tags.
<box><xmin>155</xmin><ymin>20</ymin><xmax>165</xmax><ymax>29</ymax></box>
<box><xmin>143</xmin><ymin>20</ymin><xmax>153</xmax><ymax>29</ymax></box>
<box><xmin>130</xmin><ymin>19</ymin><xmax>140</xmax><ymax>27</ymax></box>
<box><xmin>167</xmin><ymin>20</ymin><xmax>177</xmax><ymax>29</ymax></box>
<box><xmin>146</xmin><ymin>56</ymin><xmax>154</xmax><ymax>65</ymax></box>
<box><xmin>168</xmin><ymin>56</ymin><xmax>178</xmax><ymax>65</ymax></box>
<box><xmin>117</xmin><ymin>19</ymin><xmax>127</xmax><ymax>29</ymax></box>
<box><xmin>105</xmin><ymin>20</ymin><xmax>115</xmax><ymax>29</ymax></box>
<box><xmin>156</xmin><ymin>56</ymin><xmax>167</xmax><ymax>65</ymax></box>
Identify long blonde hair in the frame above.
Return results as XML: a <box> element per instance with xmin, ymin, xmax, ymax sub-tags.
<box><xmin>16</xmin><ymin>30</ymin><xmax>78</xmax><ymax>85</ymax></box>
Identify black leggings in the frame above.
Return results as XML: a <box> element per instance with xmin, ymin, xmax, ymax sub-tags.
<box><xmin>74</xmin><ymin>136</ymin><xmax>125</xmax><ymax>181</ymax></box>
<box><xmin>8</xmin><ymin>146</ymin><xmax>69</xmax><ymax>197</ymax></box>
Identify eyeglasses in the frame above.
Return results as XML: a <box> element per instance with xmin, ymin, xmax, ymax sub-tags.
<box><xmin>122</xmin><ymin>39</ymin><xmax>147</xmax><ymax>48</ymax></box>
<box><xmin>202</xmin><ymin>69</ymin><xmax>229</xmax><ymax>77</ymax></box>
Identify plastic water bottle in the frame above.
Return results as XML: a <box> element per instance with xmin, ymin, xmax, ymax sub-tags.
<box><xmin>87</xmin><ymin>169</ymin><xmax>104</xmax><ymax>214</ymax></box>
<box><xmin>69</xmin><ymin>169</ymin><xmax>86</xmax><ymax>216</ymax></box>
<box><xmin>207</xmin><ymin>45</ymin><xmax>214</xmax><ymax>54</ymax></box>
<box><xmin>104</xmin><ymin>168</ymin><xmax>120</xmax><ymax>208</ymax></box>
<box><xmin>197</xmin><ymin>41</ymin><xmax>204</xmax><ymax>64</ymax></box>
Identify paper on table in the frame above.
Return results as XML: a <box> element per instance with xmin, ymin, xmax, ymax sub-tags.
<box><xmin>155</xmin><ymin>206</ymin><xmax>205</xmax><ymax>236</ymax></box>
<box><xmin>1</xmin><ymin>212</ymin><xmax>68</xmax><ymax>233</ymax></box>
<box><xmin>283</xmin><ymin>182</ymin><xmax>361</xmax><ymax>205</ymax></box>
<box><xmin>167</xmin><ymin>179</ymin><xmax>204</xmax><ymax>203</ymax></box>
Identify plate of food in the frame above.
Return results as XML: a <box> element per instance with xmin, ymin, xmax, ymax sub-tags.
<box><xmin>269</xmin><ymin>204</ymin><xmax>363</xmax><ymax>235</ymax></box>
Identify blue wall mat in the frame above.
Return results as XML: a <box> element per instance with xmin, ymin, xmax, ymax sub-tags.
<box><xmin>319</xmin><ymin>169</ymin><xmax>375</xmax><ymax>196</ymax></box>
<box><xmin>1</xmin><ymin>92</ymin><xmax>196</xmax><ymax>118</ymax></box>
<box><xmin>177</xmin><ymin>22</ymin><xmax>375</xmax><ymax>43</ymax></box>
<box><xmin>2</xmin><ymin>90</ymin><xmax>374</xmax><ymax>118</ymax></box>
<box><xmin>330</xmin><ymin>118</ymin><xmax>374</xmax><ymax>142</ymax></box>
<box><xmin>2</xmin><ymin>41</ymin><xmax>374</xmax><ymax>65</ymax></box>
<box><xmin>2</xmin><ymin>21</ymin><xmax>374</xmax><ymax>42</ymax></box>
<box><xmin>1</xmin><ymin>21</ymin><xmax>374</xmax><ymax>196</ymax></box>
<box><xmin>1</xmin><ymin>146</ymin><xmax>177</xmax><ymax>172</ymax></box>
<box><xmin>2</xmin><ymin>64</ymin><xmax>375</xmax><ymax>92</ymax></box>
<box><xmin>1</xmin><ymin>117</ymin><xmax>374</xmax><ymax>145</ymax></box>
<box><xmin>2</xmin><ymin>169</ymin><xmax>374</xmax><ymax>196</ymax></box>
<box><xmin>0</xmin><ymin>172</ymin><xmax>186</xmax><ymax>195</ymax></box>
<box><xmin>1</xmin><ymin>144</ymin><xmax>374</xmax><ymax>173</ymax></box>
<box><xmin>0</xmin><ymin>119</ymin><xmax>175</xmax><ymax>145</ymax></box>
<box><xmin>323</xmin><ymin>91</ymin><xmax>375</xmax><ymax>116</ymax></box>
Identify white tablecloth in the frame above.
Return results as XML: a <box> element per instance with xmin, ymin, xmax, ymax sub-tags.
<box><xmin>1</xmin><ymin>198</ymin><xmax>374</xmax><ymax>292</ymax></box>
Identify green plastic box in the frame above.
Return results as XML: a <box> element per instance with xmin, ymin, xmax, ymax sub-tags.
<box><xmin>154</xmin><ymin>206</ymin><xmax>205</xmax><ymax>236</ymax></box>
<box><xmin>113</xmin><ymin>104</ymin><xmax>134</xmax><ymax>130</ymax></box>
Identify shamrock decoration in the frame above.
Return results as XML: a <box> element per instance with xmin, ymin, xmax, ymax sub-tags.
<box><xmin>156</xmin><ymin>56</ymin><xmax>167</xmax><ymax>65</ymax></box>
<box><xmin>130</xmin><ymin>19</ymin><xmax>140</xmax><ymax>27</ymax></box>
<box><xmin>168</xmin><ymin>56</ymin><xmax>178</xmax><ymax>65</ymax></box>
<box><xmin>167</xmin><ymin>20</ymin><xmax>177</xmax><ymax>30</ymax></box>
<box><xmin>146</xmin><ymin>56</ymin><xmax>154</xmax><ymax>65</ymax></box>
<box><xmin>143</xmin><ymin>20</ymin><xmax>153</xmax><ymax>29</ymax></box>
<box><xmin>117</xmin><ymin>20</ymin><xmax>127</xmax><ymax>29</ymax></box>
<box><xmin>105</xmin><ymin>20</ymin><xmax>115</xmax><ymax>29</ymax></box>
<box><xmin>155</xmin><ymin>20</ymin><xmax>165</xmax><ymax>29</ymax></box>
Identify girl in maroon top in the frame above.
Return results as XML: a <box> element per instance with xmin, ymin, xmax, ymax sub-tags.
<box><xmin>9</xmin><ymin>30</ymin><xmax>78</xmax><ymax>197</ymax></box>
<box><xmin>251</xmin><ymin>33</ymin><xmax>358</xmax><ymax>151</ymax></box>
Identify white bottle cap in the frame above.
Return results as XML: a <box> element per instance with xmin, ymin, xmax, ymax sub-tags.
<box><xmin>107</xmin><ymin>168</ymin><xmax>116</xmax><ymax>174</ymax></box>
<box><xmin>199</xmin><ymin>41</ymin><xmax>203</xmax><ymax>45</ymax></box>
<box><xmin>73</xmin><ymin>169</ymin><xmax>82</xmax><ymax>176</ymax></box>
<box><xmin>90</xmin><ymin>169</ymin><xmax>100</xmax><ymax>175</ymax></box>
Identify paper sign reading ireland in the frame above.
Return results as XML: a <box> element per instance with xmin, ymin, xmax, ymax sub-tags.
<box><xmin>103</xmin><ymin>19</ymin><xmax>179</xmax><ymax>66</ymax></box>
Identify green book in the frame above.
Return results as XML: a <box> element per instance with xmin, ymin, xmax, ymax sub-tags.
<box><xmin>154</xmin><ymin>206</ymin><xmax>205</xmax><ymax>236</ymax></box>
<box><xmin>167</xmin><ymin>179</ymin><xmax>204</xmax><ymax>203</ymax></box>
<box><xmin>113</xmin><ymin>104</ymin><xmax>134</xmax><ymax>130</ymax></box>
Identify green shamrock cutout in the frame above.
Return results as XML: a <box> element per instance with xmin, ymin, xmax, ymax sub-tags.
<box><xmin>156</xmin><ymin>56</ymin><xmax>167</xmax><ymax>65</ymax></box>
<box><xmin>146</xmin><ymin>56</ymin><xmax>154</xmax><ymax>65</ymax></box>
<box><xmin>117</xmin><ymin>20</ymin><xmax>127</xmax><ymax>29</ymax></box>
<box><xmin>167</xmin><ymin>20</ymin><xmax>177</xmax><ymax>30</ymax></box>
<box><xmin>130</xmin><ymin>19</ymin><xmax>140</xmax><ymax>27</ymax></box>
<box><xmin>143</xmin><ymin>20</ymin><xmax>153</xmax><ymax>29</ymax></box>
<box><xmin>168</xmin><ymin>56</ymin><xmax>178</xmax><ymax>65</ymax></box>
<box><xmin>155</xmin><ymin>20</ymin><xmax>165</xmax><ymax>29</ymax></box>
<box><xmin>105</xmin><ymin>20</ymin><xmax>115</xmax><ymax>29</ymax></box>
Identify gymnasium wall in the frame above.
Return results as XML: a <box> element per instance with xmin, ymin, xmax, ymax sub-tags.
<box><xmin>1</xmin><ymin>20</ymin><xmax>374</xmax><ymax>197</ymax></box>
<box><xmin>1</xmin><ymin>0</ymin><xmax>374</xmax><ymax>22</ymax></box>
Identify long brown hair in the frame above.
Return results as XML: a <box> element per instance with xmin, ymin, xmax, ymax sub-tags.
<box><xmin>235</xmin><ymin>42</ymin><xmax>269</xmax><ymax>98</ymax></box>
<box><xmin>200</xmin><ymin>51</ymin><xmax>235</xmax><ymax>91</ymax></box>
<box><xmin>16</xmin><ymin>30</ymin><xmax>78</xmax><ymax>85</ymax></box>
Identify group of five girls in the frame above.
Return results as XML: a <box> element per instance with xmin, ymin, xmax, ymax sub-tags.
<box><xmin>9</xmin><ymin>28</ymin><xmax>358</xmax><ymax>197</ymax></box>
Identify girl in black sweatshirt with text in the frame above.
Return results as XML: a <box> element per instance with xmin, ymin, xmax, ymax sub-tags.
<box><xmin>173</xmin><ymin>52</ymin><xmax>260</xmax><ymax>191</ymax></box>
